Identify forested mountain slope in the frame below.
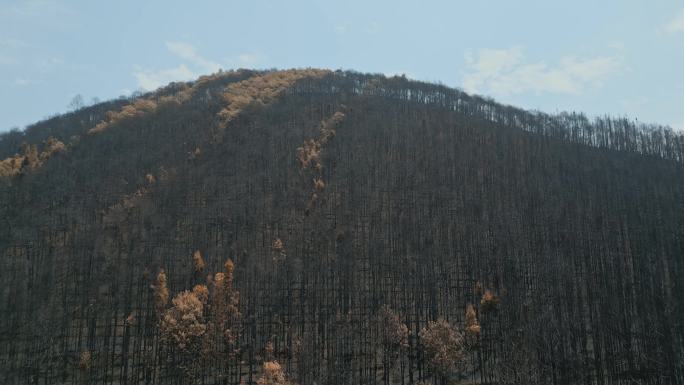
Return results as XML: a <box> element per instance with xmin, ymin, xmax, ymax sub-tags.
<box><xmin>1</xmin><ymin>69</ymin><xmax>683</xmax><ymax>385</ymax></box>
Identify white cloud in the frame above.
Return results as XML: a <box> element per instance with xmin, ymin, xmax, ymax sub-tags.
<box><xmin>134</xmin><ymin>64</ymin><xmax>196</xmax><ymax>91</ymax></box>
<box><xmin>133</xmin><ymin>42</ymin><xmax>223</xmax><ymax>91</ymax></box>
<box><xmin>462</xmin><ymin>46</ymin><xmax>623</xmax><ymax>96</ymax></box>
<box><xmin>165</xmin><ymin>41</ymin><xmax>221</xmax><ymax>73</ymax></box>
<box><xmin>662</xmin><ymin>8</ymin><xmax>684</xmax><ymax>34</ymax></box>
<box><xmin>133</xmin><ymin>42</ymin><xmax>264</xmax><ymax>91</ymax></box>
<box><xmin>13</xmin><ymin>77</ymin><xmax>34</xmax><ymax>86</ymax></box>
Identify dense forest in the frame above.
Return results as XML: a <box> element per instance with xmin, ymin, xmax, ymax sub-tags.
<box><xmin>1</xmin><ymin>68</ymin><xmax>683</xmax><ymax>385</ymax></box>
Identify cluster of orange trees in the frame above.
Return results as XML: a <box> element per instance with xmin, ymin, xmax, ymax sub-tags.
<box><xmin>0</xmin><ymin>136</ymin><xmax>65</xmax><ymax>177</ymax></box>
<box><xmin>150</xmin><ymin>251</ymin><xmax>499</xmax><ymax>385</ymax></box>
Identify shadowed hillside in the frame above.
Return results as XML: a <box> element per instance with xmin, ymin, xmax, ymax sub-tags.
<box><xmin>1</xmin><ymin>68</ymin><xmax>683</xmax><ymax>385</ymax></box>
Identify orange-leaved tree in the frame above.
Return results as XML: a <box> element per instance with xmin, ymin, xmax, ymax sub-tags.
<box><xmin>419</xmin><ymin>318</ymin><xmax>466</xmax><ymax>384</ymax></box>
<box><xmin>257</xmin><ymin>361</ymin><xmax>296</xmax><ymax>385</ymax></box>
<box><xmin>152</xmin><ymin>256</ymin><xmax>242</xmax><ymax>381</ymax></box>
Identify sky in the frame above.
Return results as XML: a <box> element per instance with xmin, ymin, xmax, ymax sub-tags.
<box><xmin>1</xmin><ymin>0</ymin><xmax>683</xmax><ymax>132</ymax></box>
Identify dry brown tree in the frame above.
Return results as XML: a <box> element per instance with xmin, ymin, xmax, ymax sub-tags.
<box><xmin>152</xmin><ymin>269</ymin><xmax>170</xmax><ymax>317</ymax></box>
<box><xmin>465</xmin><ymin>304</ymin><xmax>481</xmax><ymax>336</ymax></box>
<box><xmin>78</xmin><ymin>351</ymin><xmax>92</xmax><ymax>371</ymax></box>
<box><xmin>160</xmin><ymin>290</ymin><xmax>207</xmax><ymax>352</ymax></box>
<box><xmin>480</xmin><ymin>290</ymin><xmax>501</xmax><ymax>314</ymax></box>
<box><xmin>210</xmin><ymin>258</ymin><xmax>242</xmax><ymax>354</ymax></box>
<box><xmin>419</xmin><ymin>319</ymin><xmax>466</xmax><ymax>384</ymax></box>
<box><xmin>272</xmin><ymin>238</ymin><xmax>286</xmax><ymax>263</ymax></box>
<box><xmin>375</xmin><ymin>305</ymin><xmax>409</xmax><ymax>385</ymax></box>
<box><xmin>257</xmin><ymin>361</ymin><xmax>296</xmax><ymax>385</ymax></box>
<box><xmin>0</xmin><ymin>137</ymin><xmax>65</xmax><ymax>178</ymax></box>
<box><xmin>152</xmin><ymin>257</ymin><xmax>242</xmax><ymax>382</ymax></box>
<box><xmin>192</xmin><ymin>250</ymin><xmax>205</xmax><ymax>272</ymax></box>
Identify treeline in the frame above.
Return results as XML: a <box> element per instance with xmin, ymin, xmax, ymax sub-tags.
<box><xmin>0</xmin><ymin>69</ymin><xmax>683</xmax><ymax>385</ymax></box>
<box><xmin>347</xmin><ymin>72</ymin><xmax>684</xmax><ymax>162</ymax></box>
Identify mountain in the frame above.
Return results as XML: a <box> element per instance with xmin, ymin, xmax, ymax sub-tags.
<box><xmin>1</xmin><ymin>69</ymin><xmax>683</xmax><ymax>385</ymax></box>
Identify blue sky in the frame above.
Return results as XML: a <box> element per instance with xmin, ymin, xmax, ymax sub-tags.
<box><xmin>1</xmin><ymin>0</ymin><xmax>683</xmax><ymax>132</ymax></box>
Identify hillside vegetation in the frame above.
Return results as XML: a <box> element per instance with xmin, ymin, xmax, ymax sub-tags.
<box><xmin>1</xmin><ymin>69</ymin><xmax>683</xmax><ymax>385</ymax></box>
